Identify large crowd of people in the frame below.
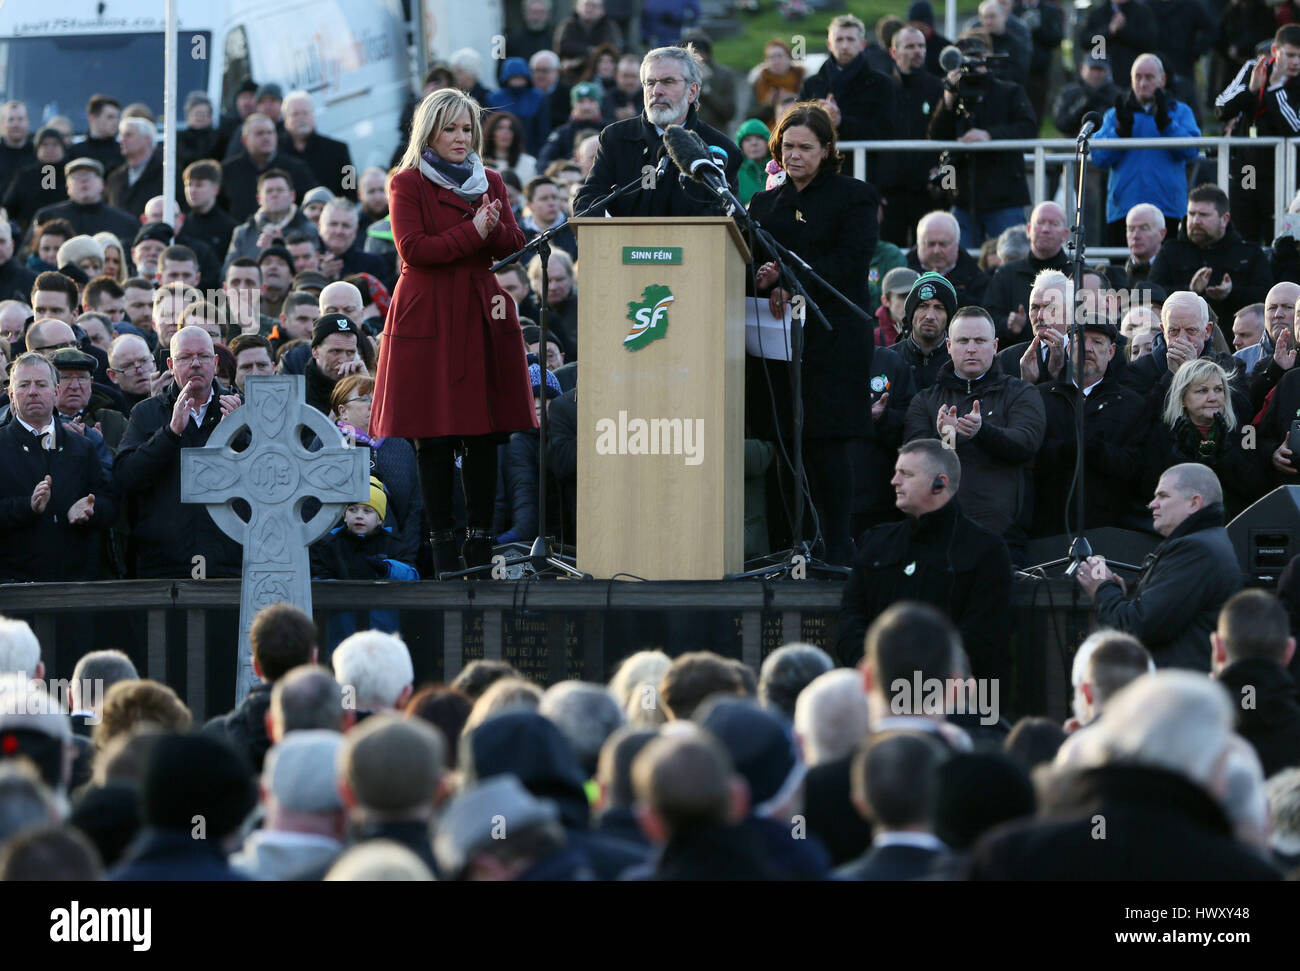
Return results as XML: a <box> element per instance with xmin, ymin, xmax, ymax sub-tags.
<box><xmin>0</xmin><ymin>591</ymin><xmax>1296</xmax><ymax>880</ymax></box>
<box><xmin>2</xmin><ymin>0</ymin><xmax>1300</xmax><ymax>880</ymax></box>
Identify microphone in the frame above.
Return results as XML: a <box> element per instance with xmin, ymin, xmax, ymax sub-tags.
<box><xmin>663</xmin><ymin>124</ymin><xmax>726</xmax><ymax>190</ymax></box>
<box><xmin>1077</xmin><ymin>111</ymin><xmax>1104</xmax><ymax>143</ymax></box>
<box><xmin>938</xmin><ymin>45</ymin><xmax>964</xmax><ymax>73</ymax></box>
<box><xmin>1064</xmin><ymin>536</ymin><xmax>1093</xmax><ymax>577</ymax></box>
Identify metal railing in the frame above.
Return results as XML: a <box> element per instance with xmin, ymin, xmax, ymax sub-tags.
<box><xmin>840</xmin><ymin>136</ymin><xmax>1295</xmax><ymax>259</ymax></box>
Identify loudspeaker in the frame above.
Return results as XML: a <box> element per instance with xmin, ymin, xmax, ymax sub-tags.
<box><xmin>1227</xmin><ymin>486</ymin><xmax>1300</xmax><ymax>584</ymax></box>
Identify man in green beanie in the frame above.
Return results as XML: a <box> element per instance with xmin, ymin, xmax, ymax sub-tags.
<box><xmin>894</xmin><ymin>271</ymin><xmax>956</xmax><ymax>390</ymax></box>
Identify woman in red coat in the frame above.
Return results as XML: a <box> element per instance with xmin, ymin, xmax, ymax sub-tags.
<box><xmin>372</xmin><ymin>88</ymin><xmax>536</xmax><ymax>574</ymax></box>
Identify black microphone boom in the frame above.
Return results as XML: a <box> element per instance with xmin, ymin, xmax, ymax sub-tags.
<box><xmin>1076</xmin><ymin>111</ymin><xmax>1104</xmax><ymax>142</ymax></box>
<box><xmin>662</xmin><ymin>125</ymin><xmax>723</xmax><ymax>185</ymax></box>
<box><xmin>662</xmin><ymin>124</ymin><xmax>746</xmax><ymax>218</ymax></box>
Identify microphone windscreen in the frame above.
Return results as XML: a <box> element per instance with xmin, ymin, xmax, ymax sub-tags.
<box><xmin>938</xmin><ymin>45</ymin><xmax>964</xmax><ymax>73</ymax></box>
<box><xmin>662</xmin><ymin>124</ymin><xmax>708</xmax><ymax>174</ymax></box>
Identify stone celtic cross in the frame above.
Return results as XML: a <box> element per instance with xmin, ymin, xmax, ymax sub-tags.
<box><xmin>181</xmin><ymin>375</ymin><xmax>368</xmax><ymax>703</ymax></box>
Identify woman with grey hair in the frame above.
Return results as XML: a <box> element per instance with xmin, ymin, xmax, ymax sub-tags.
<box><xmin>1145</xmin><ymin>357</ymin><xmax>1265</xmax><ymax>518</ymax></box>
<box><xmin>995</xmin><ymin>224</ymin><xmax>1029</xmax><ymax>265</ymax></box>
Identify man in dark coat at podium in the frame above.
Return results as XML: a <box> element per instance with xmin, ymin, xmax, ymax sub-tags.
<box><xmin>574</xmin><ymin>45</ymin><xmax>740</xmax><ymax>218</ymax></box>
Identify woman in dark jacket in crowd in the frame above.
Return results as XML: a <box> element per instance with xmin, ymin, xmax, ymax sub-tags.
<box><xmin>1145</xmin><ymin>357</ymin><xmax>1267</xmax><ymax>519</ymax></box>
<box><xmin>746</xmin><ymin>102</ymin><xmax>877</xmax><ymax>565</ymax></box>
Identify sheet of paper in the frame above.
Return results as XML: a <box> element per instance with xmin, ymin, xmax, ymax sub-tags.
<box><xmin>745</xmin><ymin>301</ymin><xmax>793</xmax><ymax>361</ymax></box>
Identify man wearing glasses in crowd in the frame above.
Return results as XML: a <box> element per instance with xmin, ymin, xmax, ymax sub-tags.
<box><xmin>105</xmin><ymin>334</ymin><xmax>167</xmax><ymax>414</ymax></box>
<box><xmin>115</xmin><ymin>326</ymin><xmax>244</xmax><ymax>579</ymax></box>
<box><xmin>574</xmin><ymin>44</ymin><xmax>741</xmax><ymax>218</ymax></box>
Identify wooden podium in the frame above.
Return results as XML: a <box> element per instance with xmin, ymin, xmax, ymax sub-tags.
<box><xmin>569</xmin><ymin>217</ymin><xmax>750</xmax><ymax>580</ymax></box>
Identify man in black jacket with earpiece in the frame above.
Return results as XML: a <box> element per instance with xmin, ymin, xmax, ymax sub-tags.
<box><xmin>834</xmin><ymin>439</ymin><xmax>1012</xmax><ymax>685</ymax></box>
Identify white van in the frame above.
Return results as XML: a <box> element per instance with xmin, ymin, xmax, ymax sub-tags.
<box><xmin>0</xmin><ymin>0</ymin><xmax>412</xmax><ymax>169</ymax></box>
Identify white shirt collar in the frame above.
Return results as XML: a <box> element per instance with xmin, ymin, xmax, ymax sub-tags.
<box><xmin>16</xmin><ymin>415</ymin><xmax>55</xmax><ymax>442</ymax></box>
<box><xmin>255</xmin><ymin>830</ymin><xmax>343</xmax><ymax>848</ymax></box>
<box><xmin>874</xmin><ymin>831</ymin><xmax>947</xmax><ymax>851</ymax></box>
<box><xmin>187</xmin><ymin>387</ymin><xmax>215</xmax><ymax>425</ymax></box>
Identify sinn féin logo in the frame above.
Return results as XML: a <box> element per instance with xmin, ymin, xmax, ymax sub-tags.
<box><xmin>624</xmin><ymin>284</ymin><xmax>674</xmax><ymax>351</ymax></box>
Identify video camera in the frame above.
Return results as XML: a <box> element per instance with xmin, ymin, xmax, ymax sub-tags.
<box><xmin>938</xmin><ymin>44</ymin><xmax>1010</xmax><ymax>75</ymax></box>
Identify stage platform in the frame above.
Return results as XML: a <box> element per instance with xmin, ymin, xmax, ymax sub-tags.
<box><xmin>0</xmin><ymin>577</ymin><xmax>1090</xmax><ymax>723</ymax></box>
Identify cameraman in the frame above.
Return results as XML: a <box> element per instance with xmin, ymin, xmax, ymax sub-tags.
<box><xmin>929</xmin><ymin>32</ymin><xmax>1038</xmax><ymax>248</ymax></box>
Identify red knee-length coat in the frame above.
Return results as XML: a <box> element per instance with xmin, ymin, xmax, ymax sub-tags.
<box><xmin>371</xmin><ymin>165</ymin><xmax>537</xmax><ymax>439</ymax></box>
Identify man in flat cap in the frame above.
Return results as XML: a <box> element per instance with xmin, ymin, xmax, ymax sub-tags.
<box><xmin>30</xmin><ymin>157</ymin><xmax>136</xmax><ymax>243</ymax></box>
<box><xmin>51</xmin><ymin>347</ymin><xmax>126</xmax><ymax>457</ymax></box>
<box><xmin>231</xmin><ymin>730</ymin><xmax>347</xmax><ymax>880</ymax></box>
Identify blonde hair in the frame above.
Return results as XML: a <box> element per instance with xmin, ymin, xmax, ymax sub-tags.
<box><xmin>93</xmin><ymin>232</ymin><xmax>126</xmax><ymax>283</ymax></box>
<box><xmin>1164</xmin><ymin>357</ymin><xmax>1236</xmax><ymax>431</ymax></box>
<box><xmin>397</xmin><ymin>88</ymin><xmax>483</xmax><ymax>173</ymax></box>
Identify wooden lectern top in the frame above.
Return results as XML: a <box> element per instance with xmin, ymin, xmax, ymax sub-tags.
<box><xmin>569</xmin><ymin>216</ymin><xmax>752</xmax><ymax>264</ymax></box>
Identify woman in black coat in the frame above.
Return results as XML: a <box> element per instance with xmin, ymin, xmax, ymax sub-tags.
<box><xmin>746</xmin><ymin>103</ymin><xmax>877</xmax><ymax>565</ymax></box>
<box><xmin>1143</xmin><ymin>356</ymin><xmax>1268</xmax><ymax>519</ymax></box>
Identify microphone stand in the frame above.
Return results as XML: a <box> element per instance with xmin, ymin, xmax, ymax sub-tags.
<box><xmin>444</xmin><ymin>167</ymin><xmax>661</xmax><ymax>580</ymax></box>
<box><xmin>1017</xmin><ymin>122</ymin><xmax>1145</xmax><ymax>705</ymax></box>
<box><xmin>682</xmin><ymin>168</ymin><xmax>875</xmax><ymax>581</ymax></box>
<box><xmin>1025</xmin><ymin>123</ymin><xmax>1097</xmax><ymax>581</ymax></box>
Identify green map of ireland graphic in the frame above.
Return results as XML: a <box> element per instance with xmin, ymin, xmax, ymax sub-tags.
<box><xmin>624</xmin><ymin>284</ymin><xmax>674</xmax><ymax>351</ymax></box>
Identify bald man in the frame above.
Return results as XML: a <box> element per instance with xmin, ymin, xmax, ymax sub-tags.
<box><xmin>1124</xmin><ymin>202</ymin><xmax>1167</xmax><ymax>283</ymax></box>
<box><xmin>905</xmin><ymin>211</ymin><xmax>989</xmax><ymax>309</ymax></box>
<box><xmin>1241</xmin><ymin>282</ymin><xmax>1300</xmax><ymax>411</ymax></box>
<box><xmin>114</xmin><ymin>326</ymin><xmax>244</xmax><ymax>578</ymax></box>
<box><xmin>25</xmin><ymin>319</ymin><xmax>78</xmax><ymax>359</ymax></box>
<box><xmin>25</xmin><ymin>315</ymin><xmax>122</xmax><ymax>411</ymax></box>
<box><xmin>1078</xmin><ymin>463</ymin><xmax>1241</xmax><ymax>671</ymax></box>
<box><xmin>982</xmin><ymin>202</ymin><xmax>1071</xmax><ymax>345</ymax></box>
<box><xmin>318</xmin><ymin>281</ymin><xmax>364</xmax><ymax>323</ymax></box>
<box><xmin>1092</xmin><ymin>53</ymin><xmax>1200</xmax><ymax>246</ymax></box>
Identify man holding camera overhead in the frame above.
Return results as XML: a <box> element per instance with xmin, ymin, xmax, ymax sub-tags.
<box><xmin>928</xmin><ymin>32</ymin><xmax>1038</xmax><ymax>248</ymax></box>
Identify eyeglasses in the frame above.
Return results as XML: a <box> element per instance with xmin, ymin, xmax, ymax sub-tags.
<box><xmin>110</xmin><ymin>359</ymin><xmax>153</xmax><ymax>374</ymax></box>
<box><xmin>345</xmin><ymin>396</ymin><xmax>372</xmax><ymax>406</ymax></box>
<box><xmin>173</xmin><ymin>353</ymin><xmax>214</xmax><ymax>366</ymax></box>
<box><xmin>32</xmin><ymin>341</ymin><xmax>76</xmax><ymax>353</ymax></box>
<box><xmin>642</xmin><ymin>77</ymin><xmax>685</xmax><ymax>89</ymax></box>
